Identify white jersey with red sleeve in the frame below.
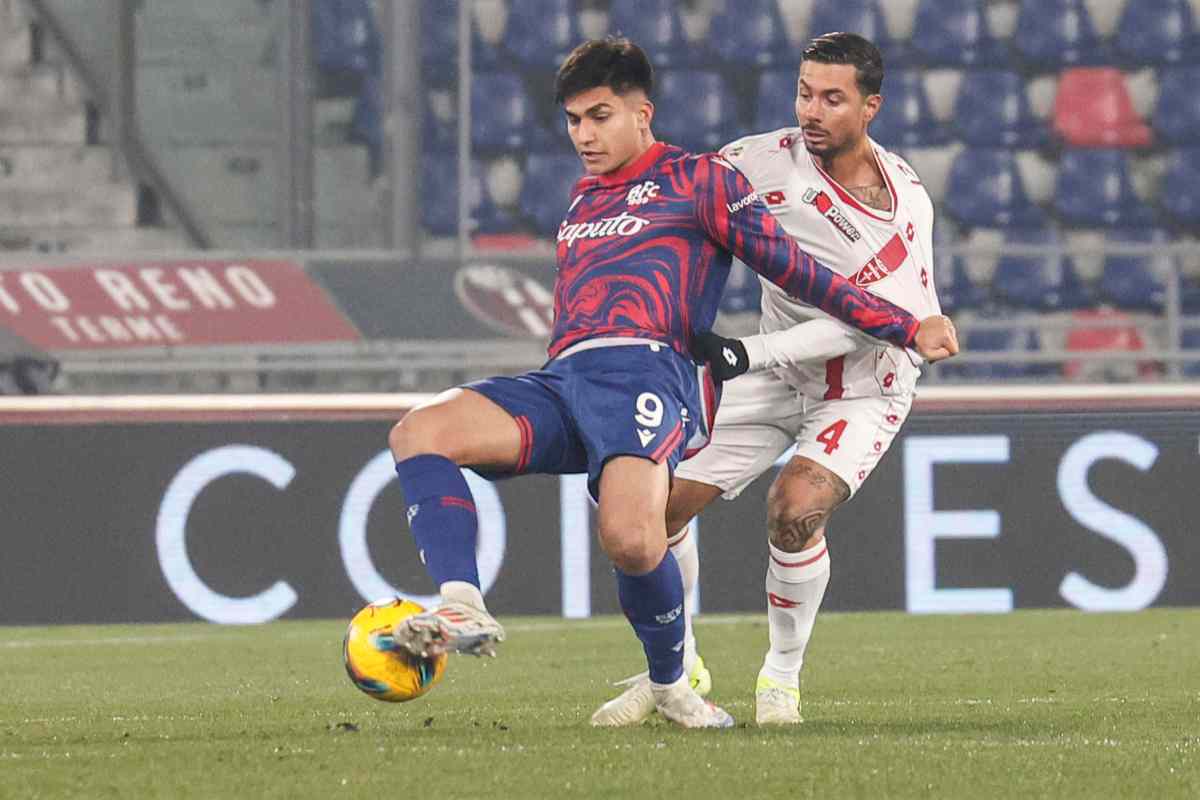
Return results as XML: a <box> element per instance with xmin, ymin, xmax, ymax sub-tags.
<box><xmin>718</xmin><ymin>128</ymin><xmax>941</xmax><ymax>400</ymax></box>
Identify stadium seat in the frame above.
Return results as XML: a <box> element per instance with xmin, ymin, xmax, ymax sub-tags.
<box><xmin>1162</xmin><ymin>149</ymin><xmax>1200</xmax><ymax>224</ymax></box>
<box><xmin>1053</xmin><ymin>150</ymin><xmax>1153</xmax><ymax>227</ymax></box>
<box><xmin>419</xmin><ymin>0</ymin><xmax>498</xmax><ymax>75</ymax></box>
<box><xmin>945</xmin><ymin>149</ymin><xmax>1041</xmax><ymax>228</ymax></box>
<box><xmin>1153</xmin><ymin>67</ymin><xmax>1200</xmax><ymax>144</ymax></box>
<box><xmin>422</xmin><ymin>155</ymin><xmax>509</xmax><ymax>236</ymax></box>
<box><xmin>470</xmin><ymin>72</ymin><xmax>540</xmax><ymax>152</ymax></box>
<box><xmin>1053</xmin><ymin>69</ymin><xmax>1153</xmax><ymax>149</ymax></box>
<box><xmin>807</xmin><ymin>0</ymin><xmax>908</xmax><ymax>67</ymax></box>
<box><xmin>708</xmin><ymin>0</ymin><xmax>792</xmax><ymax>69</ymax></box>
<box><xmin>955</xmin><ymin>70</ymin><xmax>1047</xmax><ymax>148</ymax></box>
<box><xmin>654</xmin><ymin>70</ymin><xmax>737</xmax><ymax>153</ymax></box>
<box><xmin>719</xmin><ymin>263</ymin><xmax>763</xmax><ymax>314</ymax></box>
<box><xmin>1013</xmin><ymin>0</ymin><xmax>1108</xmax><ymax>69</ymax></box>
<box><xmin>423</xmin><ymin>87</ymin><xmax>456</xmax><ymax>152</ymax></box>
<box><xmin>314</xmin><ymin>0</ymin><xmax>380</xmax><ymax>79</ymax></box>
<box><xmin>942</xmin><ymin>315</ymin><xmax>1049</xmax><ymax>381</ymax></box>
<box><xmin>910</xmin><ymin>0</ymin><xmax>1007</xmax><ymax>67</ymax></box>
<box><xmin>520</xmin><ymin>153</ymin><xmax>583</xmax><ymax>236</ymax></box>
<box><xmin>1183</xmin><ymin>329</ymin><xmax>1200</xmax><ymax>377</ymax></box>
<box><xmin>1098</xmin><ymin>229</ymin><xmax>1171</xmax><ymax>312</ymax></box>
<box><xmin>502</xmin><ymin>0</ymin><xmax>579</xmax><ymax>68</ymax></box>
<box><xmin>936</xmin><ymin>257</ymin><xmax>989</xmax><ymax>315</ymax></box>
<box><xmin>992</xmin><ymin>227</ymin><xmax>1091</xmax><ymax>311</ymax></box>
<box><xmin>755</xmin><ymin>69</ymin><xmax>798</xmax><ymax>132</ymax></box>
<box><xmin>1064</xmin><ymin>308</ymin><xmax>1156</xmax><ymax>382</ymax></box>
<box><xmin>1114</xmin><ymin>0</ymin><xmax>1198</xmax><ymax>65</ymax></box>
<box><xmin>609</xmin><ymin>0</ymin><xmax>690</xmax><ymax>68</ymax></box>
<box><xmin>868</xmin><ymin>70</ymin><xmax>949</xmax><ymax>149</ymax></box>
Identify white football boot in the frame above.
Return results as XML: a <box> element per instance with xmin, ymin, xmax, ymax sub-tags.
<box><xmin>755</xmin><ymin>675</ymin><xmax>802</xmax><ymax>725</ymax></box>
<box><xmin>651</xmin><ymin>674</ymin><xmax>734</xmax><ymax>729</ymax></box>
<box><xmin>590</xmin><ymin>656</ymin><xmax>712</xmax><ymax>727</ymax></box>
<box><xmin>391</xmin><ymin>601</ymin><xmax>506</xmax><ymax>658</ymax></box>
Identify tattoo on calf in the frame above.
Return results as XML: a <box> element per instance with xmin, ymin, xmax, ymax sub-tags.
<box><xmin>772</xmin><ymin>511</ymin><xmax>825</xmax><ymax>551</ymax></box>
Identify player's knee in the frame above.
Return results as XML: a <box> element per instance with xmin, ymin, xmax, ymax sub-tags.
<box><xmin>389</xmin><ymin>407</ymin><xmax>456</xmax><ymax>462</ymax></box>
<box><xmin>766</xmin><ymin>486</ymin><xmax>832</xmax><ymax>553</ymax></box>
<box><xmin>597</xmin><ymin>521</ymin><xmax>666</xmax><ymax>575</ymax></box>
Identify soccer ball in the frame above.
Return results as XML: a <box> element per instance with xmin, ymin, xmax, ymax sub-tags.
<box><xmin>343</xmin><ymin>598</ymin><xmax>447</xmax><ymax>702</ymax></box>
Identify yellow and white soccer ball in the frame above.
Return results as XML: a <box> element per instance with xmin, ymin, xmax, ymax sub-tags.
<box><xmin>343</xmin><ymin>598</ymin><xmax>447</xmax><ymax>702</ymax></box>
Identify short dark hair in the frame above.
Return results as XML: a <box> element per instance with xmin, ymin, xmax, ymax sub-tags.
<box><xmin>554</xmin><ymin>36</ymin><xmax>653</xmax><ymax>105</ymax></box>
<box><xmin>802</xmin><ymin>32</ymin><xmax>884</xmax><ymax>97</ymax></box>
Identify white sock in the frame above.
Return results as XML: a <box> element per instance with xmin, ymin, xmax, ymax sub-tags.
<box><xmin>669</xmin><ymin>525</ymin><xmax>699</xmax><ymax>675</ymax></box>
<box><xmin>759</xmin><ymin>538</ymin><xmax>831</xmax><ymax>690</ymax></box>
<box><xmin>440</xmin><ymin>580</ymin><xmax>487</xmax><ymax>612</ymax></box>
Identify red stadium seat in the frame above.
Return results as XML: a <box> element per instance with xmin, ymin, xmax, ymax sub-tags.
<box><xmin>1053</xmin><ymin>68</ymin><xmax>1152</xmax><ymax>149</ymax></box>
<box><xmin>1063</xmin><ymin>308</ymin><xmax>1160</xmax><ymax>381</ymax></box>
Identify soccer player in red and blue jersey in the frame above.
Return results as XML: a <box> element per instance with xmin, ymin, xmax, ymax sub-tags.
<box><xmin>388</xmin><ymin>37</ymin><xmax>958</xmax><ymax>729</ymax></box>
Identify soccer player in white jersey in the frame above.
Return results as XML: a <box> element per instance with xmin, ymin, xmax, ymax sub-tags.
<box><xmin>592</xmin><ymin>32</ymin><xmax>952</xmax><ymax>726</ymax></box>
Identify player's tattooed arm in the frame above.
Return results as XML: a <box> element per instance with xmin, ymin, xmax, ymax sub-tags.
<box><xmin>845</xmin><ymin>184</ymin><xmax>892</xmax><ymax>212</ymax></box>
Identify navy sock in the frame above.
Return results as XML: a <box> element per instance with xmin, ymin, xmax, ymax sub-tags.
<box><xmin>616</xmin><ymin>551</ymin><xmax>686</xmax><ymax>685</ymax></box>
<box><xmin>394</xmin><ymin>454</ymin><xmax>480</xmax><ymax>588</ymax></box>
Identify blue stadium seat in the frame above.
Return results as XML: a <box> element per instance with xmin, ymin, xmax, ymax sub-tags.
<box><xmin>755</xmin><ymin>69</ymin><xmax>798</xmax><ymax>131</ymax></box>
<box><xmin>422</xmin><ymin>156</ymin><xmax>509</xmax><ymax>236</ymax></box>
<box><xmin>1162</xmin><ymin>149</ymin><xmax>1200</xmax><ymax>224</ymax></box>
<box><xmin>708</xmin><ymin>0</ymin><xmax>792</xmax><ymax>68</ymax></box>
<box><xmin>945</xmin><ymin>149</ymin><xmax>1041</xmax><ymax>228</ymax></box>
<box><xmin>423</xmin><ymin>87</ymin><xmax>456</xmax><ymax>152</ymax></box>
<box><xmin>808</xmin><ymin>0</ymin><xmax>908</xmax><ymax>67</ymax></box>
<box><xmin>502</xmin><ymin>0</ymin><xmax>579</xmax><ymax>68</ymax></box>
<box><xmin>992</xmin><ymin>227</ymin><xmax>1091</xmax><ymax>311</ymax></box>
<box><xmin>1183</xmin><ymin>329</ymin><xmax>1200</xmax><ymax>377</ymax></box>
<box><xmin>955</xmin><ymin>70</ymin><xmax>1047</xmax><ymax>148</ymax></box>
<box><xmin>470</xmin><ymin>72</ymin><xmax>541</xmax><ymax>152</ymax></box>
<box><xmin>654</xmin><ymin>70</ymin><xmax>738</xmax><ymax>153</ymax></box>
<box><xmin>1099</xmin><ymin>229</ymin><xmax>1171</xmax><ymax>312</ymax></box>
<box><xmin>1014</xmin><ymin>0</ymin><xmax>1108</xmax><ymax>68</ymax></box>
<box><xmin>943</xmin><ymin>317</ymin><xmax>1049</xmax><ymax>381</ymax></box>
<box><xmin>520</xmin><ymin>153</ymin><xmax>583</xmax><ymax>236</ymax></box>
<box><xmin>910</xmin><ymin>0</ymin><xmax>1007</xmax><ymax>67</ymax></box>
<box><xmin>1153</xmin><ymin>67</ymin><xmax>1200</xmax><ymax>144</ymax></box>
<box><xmin>869</xmin><ymin>71</ymin><xmax>949</xmax><ymax>149</ymax></box>
<box><xmin>610</xmin><ymin>0</ymin><xmax>690</xmax><ymax>68</ymax></box>
<box><xmin>1054</xmin><ymin>150</ymin><xmax>1153</xmax><ymax>227</ymax></box>
<box><xmin>936</xmin><ymin>250</ymin><xmax>989</xmax><ymax>315</ymax></box>
<box><xmin>1115</xmin><ymin>0</ymin><xmax>1198</xmax><ymax>65</ymax></box>
<box><xmin>419</xmin><ymin>0</ymin><xmax>498</xmax><ymax>75</ymax></box>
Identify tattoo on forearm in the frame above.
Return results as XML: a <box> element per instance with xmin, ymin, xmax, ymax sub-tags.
<box><xmin>845</xmin><ymin>184</ymin><xmax>892</xmax><ymax>212</ymax></box>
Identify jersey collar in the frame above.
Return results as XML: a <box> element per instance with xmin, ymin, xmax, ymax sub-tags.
<box><xmin>592</xmin><ymin>141</ymin><xmax>670</xmax><ymax>187</ymax></box>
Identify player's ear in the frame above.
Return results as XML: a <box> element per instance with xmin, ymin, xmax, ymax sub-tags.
<box><xmin>637</xmin><ymin>97</ymin><xmax>654</xmax><ymax>133</ymax></box>
<box><xmin>862</xmin><ymin>93</ymin><xmax>882</xmax><ymax>126</ymax></box>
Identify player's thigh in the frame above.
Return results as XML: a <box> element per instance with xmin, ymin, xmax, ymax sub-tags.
<box><xmin>665</xmin><ymin>477</ymin><xmax>726</xmax><ymax>538</ymax></box>
<box><xmin>674</xmin><ymin>369</ymin><xmax>804</xmax><ymax>504</ymax></box>
<box><xmin>389</xmin><ymin>387</ymin><xmax>523</xmax><ymax>468</ymax></box>
<box><xmin>596</xmin><ymin>454</ymin><xmax>672</xmax><ymax>570</ymax></box>
<box><xmin>791</xmin><ymin>393</ymin><xmax>913</xmax><ymax>498</ymax></box>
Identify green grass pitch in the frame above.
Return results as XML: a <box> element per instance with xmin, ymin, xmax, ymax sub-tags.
<box><xmin>2</xmin><ymin>610</ymin><xmax>1197</xmax><ymax>799</ymax></box>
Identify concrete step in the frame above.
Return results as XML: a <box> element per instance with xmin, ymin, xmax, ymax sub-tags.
<box><xmin>0</xmin><ymin>224</ymin><xmax>186</xmax><ymax>254</ymax></box>
<box><xmin>135</xmin><ymin>11</ymin><xmax>274</xmax><ymax>65</ymax></box>
<box><xmin>155</xmin><ymin>144</ymin><xmax>376</xmax><ymax>226</ymax></box>
<box><xmin>137</xmin><ymin>63</ymin><xmax>277</xmax><ymax>144</ymax></box>
<box><xmin>208</xmin><ymin>222</ymin><xmax>278</xmax><ymax>249</ymax></box>
<box><xmin>0</xmin><ymin>221</ymin><xmax>183</xmax><ymax>253</ymax></box>
<box><xmin>0</xmin><ymin>181</ymin><xmax>137</xmax><ymax>226</ymax></box>
<box><xmin>0</xmin><ymin>101</ymin><xmax>87</xmax><ymax>144</ymax></box>
<box><xmin>0</xmin><ymin>65</ymin><xmax>84</xmax><ymax>105</ymax></box>
<box><xmin>0</xmin><ymin>22</ymin><xmax>31</xmax><ymax>70</ymax></box>
<box><xmin>0</xmin><ymin>145</ymin><xmax>114</xmax><ymax>188</ymax></box>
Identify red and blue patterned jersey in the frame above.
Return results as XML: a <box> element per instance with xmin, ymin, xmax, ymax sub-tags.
<box><xmin>549</xmin><ymin>142</ymin><xmax>920</xmax><ymax>358</ymax></box>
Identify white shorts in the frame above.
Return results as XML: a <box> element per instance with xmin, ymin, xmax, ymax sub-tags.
<box><xmin>674</xmin><ymin>369</ymin><xmax>913</xmax><ymax>500</ymax></box>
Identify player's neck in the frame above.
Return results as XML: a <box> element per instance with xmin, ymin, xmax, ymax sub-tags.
<box><xmin>814</xmin><ymin>136</ymin><xmax>878</xmax><ymax>189</ymax></box>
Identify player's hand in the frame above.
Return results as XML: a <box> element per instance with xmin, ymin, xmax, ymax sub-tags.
<box><xmin>692</xmin><ymin>331</ymin><xmax>750</xmax><ymax>381</ymax></box>
<box><xmin>915</xmin><ymin>315</ymin><xmax>960</xmax><ymax>362</ymax></box>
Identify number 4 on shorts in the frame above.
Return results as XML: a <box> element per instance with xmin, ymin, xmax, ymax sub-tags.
<box><xmin>816</xmin><ymin>419</ymin><xmax>848</xmax><ymax>455</ymax></box>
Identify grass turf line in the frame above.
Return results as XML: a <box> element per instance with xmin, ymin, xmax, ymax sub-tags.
<box><xmin>0</xmin><ymin>609</ymin><xmax>1197</xmax><ymax>799</ymax></box>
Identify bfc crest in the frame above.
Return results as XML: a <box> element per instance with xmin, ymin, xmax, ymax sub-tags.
<box><xmin>625</xmin><ymin>181</ymin><xmax>661</xmax><ymax>207</ymax></box>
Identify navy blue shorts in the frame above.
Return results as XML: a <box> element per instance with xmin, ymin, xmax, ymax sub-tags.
<box><xmin>465</xmin><ymin>341</ymin><xmax>718</xmax><ymax>500</ymax></box>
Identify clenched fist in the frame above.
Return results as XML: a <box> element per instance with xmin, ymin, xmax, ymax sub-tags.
<box><xmin>915</xmin><ymin>315</ymin><xmax>960</xmax><ymax>362</ymax></box>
